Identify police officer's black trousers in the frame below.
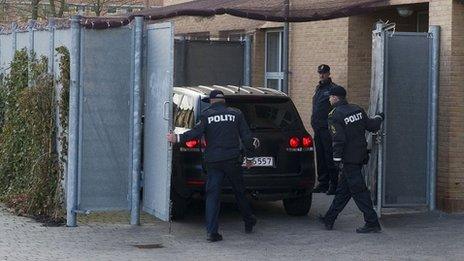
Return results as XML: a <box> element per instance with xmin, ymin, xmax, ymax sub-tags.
<box><xmin>205</xmin><ymin>158</ymin><xmax>254</xmax><ymax>234</ymax></box>
<box><xmin>314</xmin><ymin>128</ymin><xmax>339</xmax><ymax>189</ymax></box>
<box><xmin>324</xmin><ymin>164</ymin><xmax>379</xmax><ymax>227</ymax></box>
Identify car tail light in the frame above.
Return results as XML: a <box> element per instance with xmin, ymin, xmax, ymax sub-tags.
<box><xmin>302</xmin><ymin>135</ymin><xmax>313</xmax><ymax>148</ymax></box>
<box><xmin>289</xmin><ymin>137</ymin><xmax>300</xmax><ymax>148</ymax></box>
<box><xmin>185</xmin><ymin>139</ymin><xmax>200</xmax><ymax>148</ymax></box>
<box><xmin>187</xmin><ymin>179</ymin><xmax>205</xmax><ymax>187</ymax></box>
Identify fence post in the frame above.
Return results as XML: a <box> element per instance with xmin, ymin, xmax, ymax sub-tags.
<box><xmin>28</xmin><ymin>20</ymin><xmax>36</xmax><ymax>88</ymax></box>
<box><xmin>48</xmin><ymin>18</ymin><xmax>56</xmax><ymax>75</ymax></box>
<box><xmin>243</xmin><ymin>35</ymin><xmax>252</xmax><ymax>86</ymax></box>
<box><xmin>428</xmin><ymin>26</ymin><xmax>440</xmax><ymax>211</ymax></box>
<box><xmin>0</xmin><ymin>27</ymin><xmax>3</xmax><ymax>76</ymax></box>
<box><xmin>130</xmin><ymin>16</ymin><xmax>144</xmax><ymax>226</ymax></box>
<box><xmin>66</xmin><ymin>15</ymin><xmax>81</xmax><ymax>227</ymax></box>
<box><xmin>11</xmin><ymin>22</ymin><xmax>17</xmax><ymax>53</ymax></box>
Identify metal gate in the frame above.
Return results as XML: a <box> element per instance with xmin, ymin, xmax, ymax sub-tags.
<box><xmin>78</xmin><ymin>26</ymin><xmax>133</xmax><ymax>211</ymax></box>
<box><xmin>142</xmin><ymin>22</ymin><xmax>174</xmax><ymax>221</ymax></box>
<box><xmin>367</xmin><ymin>23</ymin><xmax>439</xmax><ymax>212</ymax></box>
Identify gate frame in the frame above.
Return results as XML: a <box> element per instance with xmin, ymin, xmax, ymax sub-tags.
<box><xmin>371</xmin><ymin>23</ymin><xmax>440</xmax><ymax>214</ymax></box>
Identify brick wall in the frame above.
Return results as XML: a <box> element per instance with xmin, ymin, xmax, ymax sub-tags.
<box><xmin>347</xmin><ymin>6</ymin><xmax>426</xmax><ymax>109</ymax></box>
<box><xmin>430</xmin><ymin>0</ymin><xmax>464</xmax><ymax>212</ymax></box>
<box><xmin>289</xmin><ymin>18</ymin><xmax>350</xmax><ymax>133</ymax></box>
<box><xmin>252</xmin><ymin>30</ymin><xmax>266</xmax><ymax>87</ymax></box>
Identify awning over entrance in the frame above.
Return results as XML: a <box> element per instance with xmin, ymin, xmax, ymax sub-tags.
<box><xmin>81</xmin><ymin>0</ymin><xmax>391</xmax><ymax>29</ymax></box>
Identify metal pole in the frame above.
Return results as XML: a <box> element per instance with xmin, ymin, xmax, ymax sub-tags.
<box><xmin>66</xmin><ymin>15</ymin><xmax>81</xmax><ymax>227</ymax></box>
<box><xmin>11</xmin><ymin>22</ymin><xmax>17</xmax><ymax>52</ymax></box>
<box><xmin>282</xmin><ymin>0</ymin><xmax>290</xmax><ymax>94</ymax></box>
<box><xmin>374</xmin><ymin>22</ymin><xmax>385</xmax><ymax>216</ymax></box>
<box><xmin>282</xmin><ymin>22</ymin><xmax>289</xmax><ymax>94</ymax></box>
<box><xmin>243</xmin><ymin>34</ymin><xmax>252</xmax><ymax>86</ymax></box>
<box><xmin>28</xmin><ymin>20</ymin><xmax>36</xmax><ymax>88</ymax></box>
<box><xmin>0</xmin><ymin>27</ymin><xmax>3</xmax><ymax>76</ymax></box>
<box><xmin>130</xmin><ymin>16</ymin><xmax>144</xmax><ymax>226</ymax></box>
<box><xmin>428</xmin><ymin>26</ymin><xmax>440</xmax><ymax>211</ymax></box>
<box><xmin>48</xmin><ymin>18</ymin><xmax>55</xmax><ymax>75</ymax></box>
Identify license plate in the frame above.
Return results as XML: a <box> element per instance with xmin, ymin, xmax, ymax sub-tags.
<box><xmin>242</xmin><ymin>157</ymin><xmax>274</xmax><ymax>168</ymax></box>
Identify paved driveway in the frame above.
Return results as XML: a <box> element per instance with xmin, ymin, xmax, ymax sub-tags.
<box><xmin>1</xmin><ymin>194</ymin><xmax>463</xmax><ymax>261</ymax></box>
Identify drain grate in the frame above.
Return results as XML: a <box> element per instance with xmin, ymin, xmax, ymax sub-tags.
<box><xmin>133</xmin><ymin>243</ymin><xmax>164</xmax><ymax>249</ymax></box>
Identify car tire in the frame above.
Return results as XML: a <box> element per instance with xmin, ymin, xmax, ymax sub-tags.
<box><xmin>171</xmin><ymin>192</ymin><xmax>189</xmax><ymax>220</ymax></box>
<box><xmin>283</xmin><ymin>193</ymin><xmax>312</xmax><ymax>216</ymax></box>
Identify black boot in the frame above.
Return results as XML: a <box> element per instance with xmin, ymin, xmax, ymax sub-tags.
<box><xmin>318</xmin><ymin>215</ymin><xmax>333</xmax><ymax>230</ymax></box>
<box><xmin>313</xmin><ymin>185</ymin><xmax>328</xmax><ymax>193</ymax></box>
<box><xmin>356</xmin><ymin>224</ymin><xmax>381</xmax><ymax>234</ymax></box>
<box><xmin>207</xmin><ymin>233</ymin><xmax>223</xmax><ymax>242</ymax></box>
<box><xmin>245</xmin><ymin>216</ymin><xmax>257</xmax><ymax>234</ymax></box>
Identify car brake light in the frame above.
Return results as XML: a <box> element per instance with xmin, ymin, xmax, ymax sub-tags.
<box><xmin>187</xmin><ymin>179</ymin><xmax>205</xmax><ymax>187</ymax></box>
<box><xmin>289</xmin><ymin>137</ymin><xmax>300</xmax><ymax>148</ymax></box>
<box><xmin>302</xmin><ymin>135</ymin><xmax>313</xmax><ymax>148</ymax></box>
<box><xmin>185</xmin><ymin>139</ymin><xmax>200</xmax><ymax>148</ymax></box>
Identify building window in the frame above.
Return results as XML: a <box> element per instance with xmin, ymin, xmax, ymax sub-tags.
<box><xmin>265</xmin><ymin>29</ymin><xmax>284</xmax><ymax>90</ymax></box>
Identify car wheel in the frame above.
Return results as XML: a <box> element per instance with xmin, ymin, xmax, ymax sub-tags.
<box><xmin>283</xmin><ymin>193</ymin><xmax>312</xmax><ymax>216</ymax></box>
<box><xmin>171</xmin><ymin>192</ymin><xmax>189</xmax><ymax>220</ymax></box>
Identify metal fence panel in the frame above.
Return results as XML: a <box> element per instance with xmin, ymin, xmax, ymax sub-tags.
<box><xmin>143</xmin><ymin>22</ymin><xmax>174</xmax><ymax>221</ymax></box>
<box><xmin>383</xmin><ymin>33</ymin><xmax>430</xmax><ymax>206</ymax></box>
<box><xmin>174</xmin><ymin>40</ymin><xmax>244</xmax><ymax>86</ymax></box>
<box><xmin>0</xmin><ymin>34</ymin><xmax>13</xmax><ymax>74</ymax></box>
<box><xmin>33</xmin><ymin>30</ymin><xmax>51</xmax><ymax>59</ymax></box>
<box><xmin>78</xmin><ymin>27</ymin><xmax>132</xmax><ymax>211</ymax></box>
<box><xmin>16</xmin><ymin>32</ymin><xmax>28</xmax><ymax>50</ymax></box>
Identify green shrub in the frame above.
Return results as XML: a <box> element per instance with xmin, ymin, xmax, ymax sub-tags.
<box><xmin>0</xmin><ymin>47</ymin><xmax>69</xmax><ymax>222</ymax></box>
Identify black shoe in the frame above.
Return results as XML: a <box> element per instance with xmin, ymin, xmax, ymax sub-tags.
<box><xmin>245</xmin><ymin>216</ymin><xmax>257</xmax><ymax>234</ymax></box>
<box><xmin>326</xmin><ymin>185</ymin><xmax>337</xmax><ymax>195</ymax></box>
<box><xmin>356</xmin><ymin>224</ymin><xmax>381</xmax><ymax>234</ymax></box>
<box><xmin>207</xmin><ymin>233</ymin><xmax>223</xmax><ymax>242</ymax></box>
<box><xmin>313</xmin><ymin>186</ymin><xmax>328</xmax><ymax>193</ymax></box>
<box><xmin>318</xmin><ymin>215</ymin><xmax>333</xmax><ymax>230</ymax></box>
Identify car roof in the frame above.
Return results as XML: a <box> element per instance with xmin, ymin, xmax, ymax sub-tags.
<box><xmin>173</xmin><ymin>85</ymin><xmax>288</xmax><ymax>98</ymax></box>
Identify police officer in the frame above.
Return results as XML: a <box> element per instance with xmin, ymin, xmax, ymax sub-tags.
<box><xmin>167</xmin><ymin>90</ymin><xmax>257</xmax><ymax>242</ymax></box>
<box><xmin>312</xmin><ymin>64</ymin><xmax>339</xmax><ymax>195</ymax></box>
<box><xmin>318</xmin><ymin>86</ymin><xmax>384</xmax><ymax>233</ymax></box>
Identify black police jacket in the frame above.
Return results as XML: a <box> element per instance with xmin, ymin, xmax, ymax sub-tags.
<box><xmin>328</xmin><ymin>100</ymin><xmax>383</xmax><ymax>165</ymax></box>
<box><xmin>311</xmin><ymin>78</ymin><xmax>338</xmax><ymax>130</ymax></box>
<box><xmin>178</xmin><ymin>102</ymin><xmax>255</xmax><ymax>163</ymax></box>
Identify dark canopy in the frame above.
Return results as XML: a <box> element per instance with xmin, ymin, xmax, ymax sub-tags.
<box><xmin>81</xmin><ymin>0</ymin><xmax>391</xmax><ymax>29</ymax></box>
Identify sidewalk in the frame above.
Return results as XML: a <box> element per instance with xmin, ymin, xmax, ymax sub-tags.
<box><xmin>0</xmin><ymin>194</ymin><xmax>463</xmax><ymax>261</ymax></box>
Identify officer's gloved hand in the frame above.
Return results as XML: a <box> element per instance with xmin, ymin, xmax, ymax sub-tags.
<box><xmin>377</xmin><ymin>112</ymin><xmax>385</xmax><ymax>121</ymax></box>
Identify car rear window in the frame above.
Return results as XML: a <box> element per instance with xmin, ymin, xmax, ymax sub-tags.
<box><xmin>201</xmin><ymin>97</ymin><xmax>303</xmax><ymax>131</ymax></box>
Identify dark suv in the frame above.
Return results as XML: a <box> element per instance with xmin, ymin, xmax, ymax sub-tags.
<box><xmin>171</xmin><ymin>85</ymin><xmax>315</xmax><ymax>219</ymax></box>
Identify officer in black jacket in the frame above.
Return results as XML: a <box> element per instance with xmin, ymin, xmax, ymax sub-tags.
<box><xmin>319</xmin><ymin>86</ymin><xmax>384</xmax><ymax>233</ymax></box>
<box><xmin>312</xmin><ymin>64</ymin><xmax>339</xmax><ymax>195</ymax></box>
<box><xmin>167</xmin><ymin>90</ymin><xmax>257</xmax><ymax>242</ymax></box>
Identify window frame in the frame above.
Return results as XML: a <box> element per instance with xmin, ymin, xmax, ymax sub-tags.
<box><xmin>264</xmin><ymin>28</ymin><xmax>284</xmax><ymax>91</ymax></box>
